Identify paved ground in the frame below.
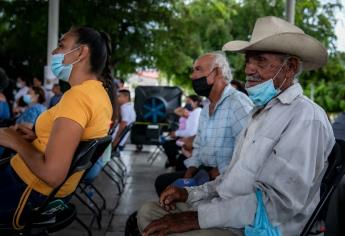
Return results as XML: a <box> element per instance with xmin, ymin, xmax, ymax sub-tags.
<box><xmin>51</xmin><ymin>144</ymin><xmax>167</xmax><ymax>236</ymax></box>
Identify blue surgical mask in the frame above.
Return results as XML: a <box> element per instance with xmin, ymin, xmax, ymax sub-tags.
<box><xmin>51</xmin><ymin>47</ymin><xmax>80</xmax><ymax>82</ymax></box>
<box><xmin>246</xmin><ymin>61</ymin><xmax>287</xmax><ymax>107</ymax></box>
<box><xmin>246</xmin><ymin>79</ymin><xmax>278</xmax><ymax>107</ymax></box>
<box><xmin>23</xmin><ymin>94</ymin><xmax>32</xmax><ymax>105</ymax></box>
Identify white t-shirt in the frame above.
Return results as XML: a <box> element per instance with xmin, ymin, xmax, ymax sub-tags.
<box><xmin>115</xmin><ymin>102</ymin><xmax>136</xmax><ymax>146</ymax></box>
<box><xmin>14</xmin><ymin>86</ymin><xmax>29</xmax><ymax>101</ymax></box>
<box><xmin>175</xmin><ymin>107</ymin><xmax>202</xmax><ymax>137</ymax></box>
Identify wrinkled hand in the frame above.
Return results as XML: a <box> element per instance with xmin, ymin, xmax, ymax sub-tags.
<box><xmin>159</xmin><ymin>186</ymin><xmax>188</xmax><ymax>211</ymax></box>
<box><xmin>143</xmin><ymin>211</ymin><xmax>199</xmax><ymax>236</ymax></box>
<box><xmin>208</xmin><ymin>167</ymin><xmax>220</xmax><ymax>180</ymax></box>
<box><xmin>0</xmin><ymin>127</ymin><xmax>20</xmax><ymax>150</ymax></box>
<box><xmin>14</xmin><ymin>124</ymin><xmax>37</xmax><ymax>142</ymax></box>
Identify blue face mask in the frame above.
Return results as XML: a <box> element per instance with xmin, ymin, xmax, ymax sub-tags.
<box><xmin>51</xmin><ymin>47</ymin><xmax>80</xmax><ymax>82</ymax></box>
<box><xmin>23</xmin><ymin>94</ymin><xmax>32</xmax><ymax>105</ymax></box>
<box><xmin>246</xmin><ymin>79</ymin><xmax>278</xmax><ymax>107</ymax></box>
<box><xmin>246</xmin><ymin>61</ymin><xmax>287</xmax><ymax>107</ymax></box>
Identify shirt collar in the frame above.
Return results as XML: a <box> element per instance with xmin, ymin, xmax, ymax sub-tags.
<box><xmin>204</xmin><ymin>84</ymin><xmax>233</xmax><ymax>116</ymax></box>
<box><xmin>276</xmin><ymin>83</ymin><xmax>303</xmax><ymax>105</ymax></box>
<box><xmin>215</xmin><ymin>84</ymin><xmax>234</xmax><ymax>106</ymax></box>
<box><xmin>255</xmin><ymin>83</ymin><xmax>303</xmax><ymax>114</ymax></box>
<box><xmin>121</xmin><ymin>102</ymin><xmax>132</xmax><ymax>107</ymax></box>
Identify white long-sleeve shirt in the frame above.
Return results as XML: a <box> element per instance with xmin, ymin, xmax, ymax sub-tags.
<box><xmin>186</xmin><ymin>83</ymin><xmax>335</xmax><ymax>236</ymax></box>
<box><xmin>175</xmin><ymin>107</ymin><xmax>202</xmax><ymax>137</ymax></box>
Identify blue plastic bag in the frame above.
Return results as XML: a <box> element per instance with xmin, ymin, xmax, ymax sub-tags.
<box><xmin>245</xmin><ymin>189</ymin><xmax>282</xmax><ymax>236</ymax></box>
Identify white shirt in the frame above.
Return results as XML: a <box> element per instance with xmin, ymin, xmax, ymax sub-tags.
<box><xmin>14</xmin><ymin>86</ymin><xmax>29</xmax><ymax>101</ymax></box>
<box><xmin>175</xmin><ymin>107</ymin><xmax>202</xmax><ymax>137</ymax></box>
<box><xmin>186</xmin><ymin>83</ymin><xmax>335</xmax><ymax>236</ymax></box>
<box><xmin>117</xmin><ymin>102</ymin><xmax>136</xmax><ymax>146</ymax></box>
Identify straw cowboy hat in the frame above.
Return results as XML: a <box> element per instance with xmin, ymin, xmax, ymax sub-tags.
<box><xmin>222</xmin><ymin>16</ymin><xmax>327</xmax><ymax>70</ymax></box>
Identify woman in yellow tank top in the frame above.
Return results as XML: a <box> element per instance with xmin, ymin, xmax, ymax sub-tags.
<box><xmin>0</xmin><ymin>27</ymin><xmax>114</xmax><ymax>228</ymax></box>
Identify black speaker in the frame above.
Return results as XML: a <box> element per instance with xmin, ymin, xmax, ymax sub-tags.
<box><xmin>131</xmin><ymin>86</ymin><xmax>182</xmax><ymax>145</ymax></box>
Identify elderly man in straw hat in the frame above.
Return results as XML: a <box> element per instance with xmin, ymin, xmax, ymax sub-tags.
<box><xmin>137</xmin><ymin>16</ymin><xmax>335</xmax><ymax>236</ymax></box>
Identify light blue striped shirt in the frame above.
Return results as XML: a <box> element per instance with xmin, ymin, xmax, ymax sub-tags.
<box><xmin>184</xmin><ymin>85</ymin><xmax>253</xmax><ymax>174</ymax></box>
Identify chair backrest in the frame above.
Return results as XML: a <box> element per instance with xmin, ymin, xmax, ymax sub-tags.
<box><xmin>108</xmin><ymin>122</ymin><xmax>119</xmax><ymax>136</ymax></box>
<box><xmin>34</xmin><ymin>135</ymin><xmax>112</xmax><ymax>214</ymax></box>
<box><xmin>113</xmin><ymin>122</ymin><xmax>134</xmax><ymax>149</ymax></box>
<box><xmin>70</xmin><ymin>135</ymin><xmax>112</xmax><ymax>174</ymax></box>
<box><xmin>322</xmin><ymin>139</ymin><xmax>345</xmax><ymax>195</ymax></box>
<box><xmin>300</xmin><ymin>139</ymin><xmax>345</xmax><ymax>236</ymax></box>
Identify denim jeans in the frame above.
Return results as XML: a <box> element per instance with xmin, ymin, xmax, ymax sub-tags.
<box><xmin>83</xmin><ymin>158</ymin><xmax>105</xmax><ymax>184</ymax></box>
<box><xmin>0</xmin><ymin>163</ymin><xmax>47</xmax><ymax>225</ymax></box>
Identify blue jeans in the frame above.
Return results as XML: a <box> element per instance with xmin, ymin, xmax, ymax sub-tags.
<box><xmin>83</xmin><ymin>158</ymin><xmax>105</xmax><ymax>184</ymax></box>
<box><xmin>0</xmin><ymin>163</ymin><xmax>47</xmax><ymax>225</ymax></box>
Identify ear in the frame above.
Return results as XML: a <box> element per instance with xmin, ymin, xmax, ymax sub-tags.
<box><xmin>286</xmin><ymin>57</ymin><xmax>299</xmax><ymax>78</ymax></box>
<box><xmin>213</xmin><ymin>66</ymin><xmax>224</xmax><ymax>83</ymax></box>
<box><xmin>78</xmin><ymin>45</ymin><xmax>90</xmax><ymax>61</ymax></box>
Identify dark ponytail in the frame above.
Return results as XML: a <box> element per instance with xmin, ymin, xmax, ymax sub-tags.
<box><xmin>70</xmin><ymin>27</ymin><xmax>118</xmax><ymax>122</ymax></box>
<box><xmin>99</xmin><ymin>31</ymin><xmax>118</xmax><ymax>122</ymax></box>
<box><xmin>99</xmin><ymin>31</ymin><xmax>114</xmax><ymax>105</ymax></box>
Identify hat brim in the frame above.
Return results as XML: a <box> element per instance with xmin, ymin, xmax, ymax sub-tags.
<box><xmin>222</xmin><ymin>32</ymin><xmax>327</xmax><ymax>71</ymax></box>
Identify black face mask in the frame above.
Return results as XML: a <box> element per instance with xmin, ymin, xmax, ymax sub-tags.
<box><xmin>192</xmin><ymin>76</ymin><xmax>213</xmax><ymax>97</ymax></box>
<box><xmin>184</xmin><ymin>103</ymin><xmax>193</xmax><ymax>111</ymax></box>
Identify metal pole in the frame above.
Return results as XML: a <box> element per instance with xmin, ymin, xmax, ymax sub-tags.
<box><xmin>47</xmin><ymin>0</ymin><xmax>59</xmax><ymax>65</ymax></box>
<box><xmin>286</xmin><ymin>0</ymin><xmax>295</xmax><ymax>24</ymax></box>
<box><xmin>45</xmin><ymin>0</ymin><xmax>59</xmax><ymax>86</ymax></box>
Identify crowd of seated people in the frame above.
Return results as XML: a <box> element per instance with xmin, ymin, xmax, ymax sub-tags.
<box><xmin>0</xmin><ymin>75</ymin><xmax>64</xmax><ymax>129</ymax></box>
<box><xmin>123</xmin><ymin>16</ymin><xmax>337</xmax><ymax>236</ymax></box>
<box><xmin>162</xmin><ymin>94</ymin><xmax>203</xmax><ymax>168</ymax></box>
<box><xmin>0</xmin><ymin>16</ymin><xmax>342</xmax><ymax>236</ymax></box>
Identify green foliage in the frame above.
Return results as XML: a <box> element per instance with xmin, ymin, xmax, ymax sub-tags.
<box><xmin>0</xmin><ymin>0</ymin><xmax>173</xmax><ymax>80</ymax></box>
<box><xmin>155</xmin><ymin>0</ymin><xmax>345</xmax><ymax>112</ymax></box>
<box><xmin>0</xmin><ymin>0</ymin><xmax>344</xmax><ymax>112</ymax></box>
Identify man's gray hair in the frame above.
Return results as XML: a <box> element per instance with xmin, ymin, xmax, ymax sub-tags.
<box><xmin>198</xmin><ymin>51</ymin><xmax>233</xmax><ymax>82</ymax></box>
<box><xmin>279</xmin><ymin>54</ymin><xmax>303</xmax><ymax>80</ymax></box>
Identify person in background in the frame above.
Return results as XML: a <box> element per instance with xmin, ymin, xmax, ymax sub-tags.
<box><xmin>118</xmin><ymin>79</ymin><xmax>125</xmax><ymax>89</ymax></box>
<box><xmin>15</xmin><ymin>86</ymin><xmax>46</xmax><ymax>129</ymax></box>
<box><xmin>14</xmin><ymin>77</ymin><xmax>29</xmax><ymax>103</ymax></box>
<box><xmin>32</xmin><ymin>77</ymin><xmax>42</xmax><ymax>88</ymax></box>
<box><xmin>33</xmin><ymin>77</ymin><xmax>53</xmax><ymax>107</ymax></box>
<box><xmin>13</xmin><ymin>77</ymin><xmax>29</xmax><ymax>117</ymax></box>
<box><xmin>0</xmin><ymin>68</ymin><xmax>11</xmax><ymax>122</ymax></box>
<box><xmin>49</xmin><ymin>84</ymin><xmax>63</xmax><ymax>108</ymax></box>
<box><xmin>163</xmin><ymin>95</ymin><xmax>202</xmax><ymax>168</ymax></box>
<box><xmin>0</xmin><ymin>68</ymin><xmax>10</xmax><ymax>157</ymax></box>
<box><xmin>112</xmin><ymin>89</ymin><xmax>136</xmax><ymax>150</ymax></box>
<box><xmin>154</xmin><ymin>51</ymin><xmax>253</xmax><ymax>196</ymax></box>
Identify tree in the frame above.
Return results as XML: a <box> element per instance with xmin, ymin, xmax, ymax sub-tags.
<box><xmin>0</xmin><ymin>0</ymin><xmax>173</xmax><ymax>80</ymax></box>
<box><xmin>0</xmin><ymin>0</ymin><xmax>344</xmax><ymax>112</ymax></box>
<box><xmin>154</xmin><ymin>0</ymin><xmax>345</xmax><ymax>112</ymax></box>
